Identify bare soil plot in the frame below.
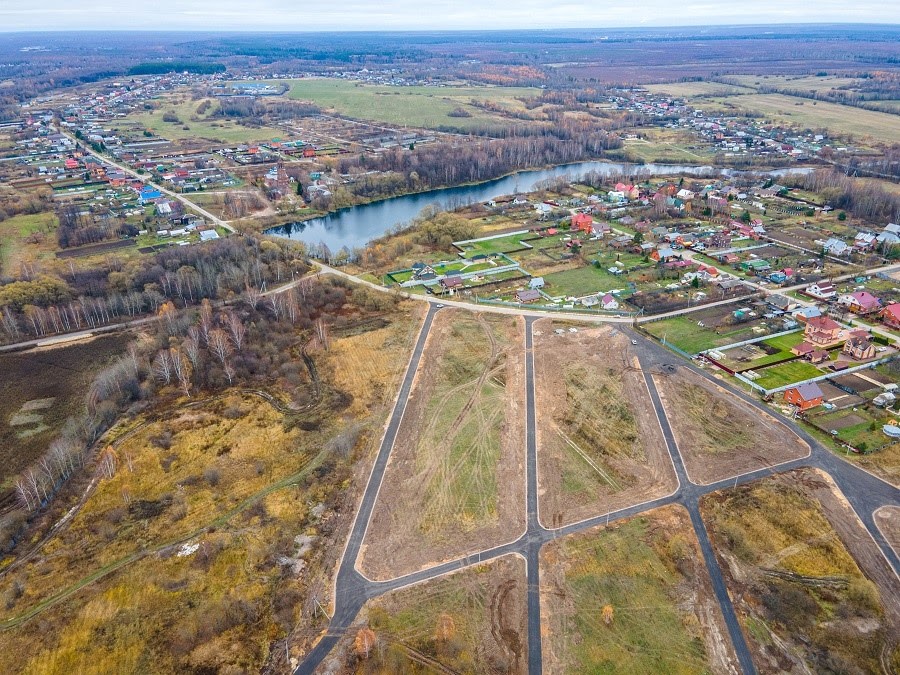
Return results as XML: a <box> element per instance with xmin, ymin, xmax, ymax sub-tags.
<box><xmin>533</xmin><ymin>321</ymin><xmax>676</xmax><ymax>527</ymax></box>
<box><xmin>701</xmin><ymin>469</ymin><xmax>900</xmax><ymax>674</ymax></box>
<box><xmin>653</xmin><ymin>366</ymin><xmax>809</xmax><ymax>484</ymax></box>
<box><xmin>540</xmin><ymin>504</ymin><xmax>739</xmax><ymax>674</ymax></box>
<box><xmin>319</xmin><ymin>555</ymin><xmax>526</xmax><ymax>674</ymax></box>
<box><xmin>360</xmin><ymin>310</ymin><xmax>526</xmax><ymax>580</ymax></box>
<box><xmin>874</xmin><ymin>506</ymin><xmax>900</xmax><ymax>558</ymax></box>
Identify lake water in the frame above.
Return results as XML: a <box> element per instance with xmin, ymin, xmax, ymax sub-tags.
<box><xmin>266</xmin><ymin>160</ymin><xmax>812</xmax><ymax>252</ymax></box>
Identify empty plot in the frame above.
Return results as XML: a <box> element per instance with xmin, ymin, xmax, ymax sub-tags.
<box><xmin>324</xmin><ymin>555</ymin><xmax>527</xmax><ymax>673</ymax></box>
<box><xmin>534</xmin><ymin>322</ymin><xmax>676</xmax><ymax>527</ymax></box>
<box><xmin>541</xmin><ymin>505</ymin><xmax>739</xmax><ymax>674</ymax></box>
<box><xmin>702</xmin><ymin>469</ymin><xmax>900</xmax><ymax>674</ymax></box>
<box><xmin>874</xmin><ymin>506</ymin><xmax>900</xmax><ymax>558</ymax></box>
<box><xmin>360</xmin><ymin>310</ymin><xmax>526</xmax><ymax>580</ymax></box>
<box><xmin>653</xmin><ymin>366</ymin><xmax>809</xmax><ymax>484</ymax></box>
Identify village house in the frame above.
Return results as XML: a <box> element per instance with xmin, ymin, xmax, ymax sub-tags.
<box><xmin>879</xmin><ymin>303</ymin><xmax>900</xmax><ymax>329</ymax></box>
<box><xmin>843</xmin><ymin>334</ymin><xmax>876</xmax><ymax>361</ymax></box>
<box><xmin>804</xmin><ymin>281</ymin><xmax>836</xmax><ymax>300</ymax></box>
<box><xmin>838</xmin><ymin>290</ymin><xmax>881</xmax><ymax>315</ymax></box>
<box><xmin>600</xmin><ymin>293</ymin><xmax>619</xmax><ymax>310</ymax></box>
<box><xmin>804</xmin><ymin>315</ymin><xmax>842</xmax><ymax>345</ymax></box>
<box><xmin>516</xmin><ymin>289</ymin><xmax>541</xmax><ymax>303</ymax></box>
<box><xmin>783</xmin><ymin>382</ymin><xmax>825</xmax><ymax>411</ymax></box>
<box><xmin>440</xmin><ymin>276</ymin><xmax>463</xmax><ymax>291</ymax></box>
<box><xmin>571</xmin><ymin>212</ymin><xmax>593</xmax><ymax>235</ymax></box>
<box><xmin>822</xmin><ymin>237</ymin><xmax>850</xmax><ymax>257</ymax></box>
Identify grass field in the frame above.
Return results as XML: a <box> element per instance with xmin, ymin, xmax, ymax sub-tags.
<box><xmin>541</xmin><ymin>505</ymin><xmax>737</xmax><ymax>674</ymax></box>
<box><xmin>541</xmin><ymin>265</ymin><xmax>626</xmax><ymax>298</ymax></box>
<box><xmin>722</xmin><ymin>74</ymin><xmax>866</xmax><ymax>93</ymax></box>
<box><xmin>122</xmin><ymin>97</ymin><xmax>286</xmax><ymax>144</ymax></box>
<box><xmin>457</xmin><ymin>232</ymin><xmax>531</xmax><ymax>256</ymax></box>
<box><xmin>620</xmin><ymin>128</ymin><xmax>716</xmax><ymax>163</ymax></box>
<box><xmin>697</xmin><ymin>93</ymin><xmax>900</xmax><ymax>144</ymax></box>
<box><xmin>702</xmin><ymin>470</ymin><xmax>900</xmax><ymax>674</ymax></box>
<box><xmin>361</xmin><ymin>311</ymin><xmax>525</xmax><ymax>579</ymax></box>
<box><xmin>327</xmin><ymin>556</ymin><xmax>527</xmax><ymax>673</ymax></box>
<box><xmin>751</xmin><ymin>359</ymin><xmax>823</xmax><ymax>390</ymax></box>
<box><xmin>281</xmin><ymin>78</ymin><xmax>539</xmax><ymax>130</ymax></box>
<box><xmin>644</xmin><ymin>81</ymin><xmax>756</xmax><ymax>97</ymax></box>
<box><xmin>645</xmin><ymin>315</ymin><xmax>772</xmax><ymax>355</ymax></box>
<box><xmin>0</xmin><ymin>336</ymin><xmax>128</xmax><ymax>489</ymax></box>
<box><xmin>0</xmin><ymin>211</ymin><xmax>59</xmax><ymax>272</ymax></box>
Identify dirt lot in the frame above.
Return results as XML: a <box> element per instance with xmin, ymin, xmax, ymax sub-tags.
<box><xmin>533</xmin><ymin>321</ymin><xmax>676</xmax><ymax>527</ymax></box>
<box><xmin>318</xmin><ymin>555</ymin><xmax>526</xmax><ymax>674</ymax></box>
<box><xmin>654</xmin><ymin>366</ymin><xmax>809</xmax><ymax>484</ymax></box>
<box><xmin>0</xmin><ymin>334</ymin><xmax>129</xmax><ymax>488</ymax></box>
<box><xmin>701</xmin><ymin>469</ymin><xmax>900</xmax><ymax>674</ymax></box>
<box><xmin>540</xmin><ymin>505</ymin><xmax>739</xmax><ymax>674</ymax></box>
<box><xmin>359</xmin><ymin>310</ymin><xmax>526</xmax><ymax>580</ymax></box>
<box><xmin>874</xmin><ymin>506</ymin><xmax>900</xmax><ymax>558</ymax></box>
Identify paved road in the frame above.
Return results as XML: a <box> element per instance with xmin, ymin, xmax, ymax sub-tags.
<box><xmin>293</xmin><ymin>305</ymin><xmax>898</xmax><ymax>674</ymax></box>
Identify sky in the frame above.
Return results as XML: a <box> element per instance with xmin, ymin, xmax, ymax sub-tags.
<box><xmin>0</xmin><ymin>0</ymin><xmax>897</xmax><ymax>32</ymax></box>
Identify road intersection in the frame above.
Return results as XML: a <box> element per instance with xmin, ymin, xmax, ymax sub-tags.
<box><xmin>294</xmin><ymin>303</ymin><xmax>899</xmax><ymax>674</ymax></box>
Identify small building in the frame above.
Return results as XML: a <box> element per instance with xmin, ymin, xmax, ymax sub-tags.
<box><xmin>791</xmin><ymin>342</ymin><xmax>816</xmax><ymax>357</ymax></box>
<box><xmin>600</xmin><ymin>293</ymin><xmax>619</xmax><ymax>310</ymax></box>
<box><xmin>199</xmin><ymin>230</ymin><xmax>219</xmax><ymax>242</ymax></box>
<box><xmin>516</xmin><ymin>289</ymin><xmax>541</xmax><ymax>303</ymax></box>
<box><xmin>808</xmin><ymin>349</ymin><xmax>830</xmax><ymax>364</ymax></box>
<box><xmin>528</xmin><ymin>277</ymin><xmax>545</xmax><ymax>289</ymax></box>
<box><xmin>440</xmin><ymin>276</ymin><xmax>463</xmax><ymax>291</ymax></box>
<box><xmin>804</xmin><ymin>315</ymin><xmax>842</xmax><ymax>345</ymax></box>
<box><xmin>784</xmin><ymin>382</ymin><xmax>825</xmax><ymax>411</ymax></box>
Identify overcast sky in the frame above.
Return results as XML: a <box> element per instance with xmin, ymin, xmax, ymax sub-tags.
<box><xmin>0</xmin><ymin>0</ymin><xmax>897</xmax><ymax>32</ymax></box>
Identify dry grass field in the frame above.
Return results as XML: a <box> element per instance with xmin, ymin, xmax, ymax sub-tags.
<box><xmin>533</xmin><ymin>321</ymin><xmax>676</xmax><ymax>527</ymax></box>
<box><xmin>360</xmin><ymin>310</ymin><xmax>526</xmax><ymax>580</ymax></box>
<box><xmin>702</xmin><ymin>469</ymin><xmax>900</xmax><ymax>674</ymax></box>
<box><xmin>653</xmin><ymin>365</ymin><xmax>809</xmax><ymax>484</ymax></box>
<box><xmin>540</xmin><ymin>505</ymin><xmax>739</xmax><ymax>674</ymax></box>
<box><xmin>322</xmin><ymin>555</ymin><xmax>527</xmax><ymax>674</ymax></box>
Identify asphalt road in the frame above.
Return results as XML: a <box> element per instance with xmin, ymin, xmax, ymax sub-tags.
<box><xmin>293</xmin><ymin>309</ymin><xmax>898</xmax><ymax>675</ymax></box>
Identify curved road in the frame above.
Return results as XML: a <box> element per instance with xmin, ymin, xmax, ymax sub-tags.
<box><xmin>294</xmin><ymin>302</ymin><xmax>899</xmax><ymax>674</ymax></box>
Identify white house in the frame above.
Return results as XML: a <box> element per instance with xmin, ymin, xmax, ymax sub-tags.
<box><xmin>805</xmin><ymin>281</ymin><xmax>836</xmax><ymax>300</ymax></box>
<box><xmin>600</xmin><ymin>293</ymin><xmax>619</xmax><ymax>310</ymax></box>
<box><xmin>528</xmin><ymin>277</ymin><xmax>545</xmax><ymax>289</ymax></box>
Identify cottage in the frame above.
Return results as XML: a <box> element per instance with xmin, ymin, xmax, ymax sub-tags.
<box><xmin>838</xmin><ymin>291</ymin><xmax>881</xmax><ymax>315</ymax></box>
<box><xmin>791</xmin><ymin>342</ymin><xmax>816</xmax><ymax>357</ymax></box>
<box><xmin>516</xmin><ymin>289</ymin><xmax>541</xmax><ymax>303</ymax></box>
<box><xmin>600</xmin><ymin>293</ymin><xmax>619</xmax><ymax>310</ymax></box>
<box><xmin>571</xmin><ymin>212</ymin><xmax>593</xmax><ymax>234</ymax></box>
<box><xmin>528</xmin><ymin>277</ymin><xmax>545</xmax><ymax>289</ymax></box>
<box><xmin>767</xmin><ymin>295</ymin><xmax>794</xmax><ymax>312</ymax></box>
<box><xmin>843</xmin><ymin>335</ymin><xmax>876</xmax><ymax>361</ymax></box>
<box><xmin>804</xmin><ymin>282</ymin><xmax>836</xmax><ymax>300</ymax></box>
<box><xmin>792</xmin><ymin>306</ymin><xmax>822</xmax><ymax>323</ymax></box>
<box><xmin>804</xmin><ymin>315</ymin><xmax>842</xmax><ymax>345</ymax></box>
<box><xmin>878</xmin><ymin>223</ymin><xmax>900</xmax><ymax>247</ymax></box>
<box><xmin>199</xmin><ymin>230</ymin><xmax>219</xmax><ymax>242</ymax></box>
<box><xmin>440</xmin><ymin>276</ymin><xmax>463</xmax><ymax>291</ymax></box>
<box><xmin>783</xmin><ymin>382</ymin><xmax>824</xmax><ymax>411</ymax></box>
<box><xmin>808</xmin><ymin>349</ymin><xmax>830</xmax><ymax>365</ymax></box>
<box><xmin>879</xmin><ymin>303</ymin><xmax>900</xmax><ymax>329</ymax></box>
<box><xmin>822</xmin><ymin>237</ymin><xmax>850</xmax><ymax>256</ymax></box>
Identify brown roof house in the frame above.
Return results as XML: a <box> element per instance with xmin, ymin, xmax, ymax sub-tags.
<box><xmin>843</xmin><ymin>335</ymin><xmax>876</xmax><ymax>361</ymax></box>
<box><xmin>784</xmin><ymin>382</ymin><xmax>824</xmax><ymax>411</ymax></box>
<box><xmin>804</xmin><ymin>315</ymin><xmax>842</xmax><ymax>345</ymax></box>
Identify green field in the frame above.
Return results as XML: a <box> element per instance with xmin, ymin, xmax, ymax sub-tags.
<box><xmin>541</xmin><ymin>265</ymin><xmax>627</xmax><ymax>298</ymax></box>
<box><xmin>0</xmin><ymin>211</ymin><xmax>59</xmax><ymax>272</ymax></box>
<box><xmin>697</xmin><ymin>93</ymin><xmax>900</xmax><ymax>144</ymax></box>
<box><xmin>279</xmin><ymin>78</ymin><xmax>540</xmax><ymax>129</ymax></box>
<box><xmin>542</xmin><ymin>506</ymin><xmax>729</xmax><ymax>674</ymax></box>
<box><xmin>123</xmin><ymin>97</ymin><xmax>286</xmax><ymax>143</ymax></box>
<box><xmin>719</xmin><ymin>331</ymin><xmax>805</xmax><ymax>369</ymax></box>
<box><xmin>752</xmin><ymin>359</ymin><xmax>823</xmax><ymax>390</ymax></box>
<box><xmin>458</xmin><ymin>232</ymin><xmax>531</xmax><ymax>256</ymax></box>
<box><xmin>644</xmin><ymin>316</ymin><xmax>772</xmax><ymax>355</ymax></box>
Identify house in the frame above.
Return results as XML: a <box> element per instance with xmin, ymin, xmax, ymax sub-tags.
<box><xmin>822</xmin><ymin>237</ymin><xmax>850</xmax><ymax>256</ymax></box>
<box><xmin>843</xmin><ymin>334</ymin><xmax>876</xmax><ymax>360</ymax></box>
<box><xmin>650</xmin><ymin>246</ymin><xmax>678</xmax><ymax>263</ymax></box>
<box><xmin>838</xmin><ymin>291</ymin><xmax>881</xmax><ymax>315</ymax></box>
<box><xmin>804</xmin><ymin>282</ymin><xmax>836</xmax><ymax>300</ymax></box>
<box><xmin>854</xmin><ymin>232</ymin><xmax>877</xmax><ymax>250</ymax></box>
<box><xmin>440</xmin><ymin>276</ymin><xmax>463</xmax><ymax>291</ymax></box>
<box><xmin>571</xmin><ymin>212</ymin><xmax>593</xmax><ymax>234</ymax></box>
<box><xmin>808</xmin><ymin>349</ymin><xmax>830</xmax><ymax>364</ymax></box>
<box><xmin>591</xmin><ymin>223</ymin><xmax>611</xmax><ymax>237</ymax></box>
<box><xmin>878</xmin><ymin>223</ymin><xmax>900</xmax><ymax>247</ymax></box>
<box><xmin>767</xmin><ymin>295</ymin><xmax>795</xmax><ymax>312</ymax></box>
<box><xmin>791</xmin><ymin>342</ymin><xmax>815</xmax><ymax>357</ymax></box>
<box><xmin>739</xmin><ymin>259</ymin><xmax>771</xmax><ymax>276</ymax></box>
<box><xmin>804</xmin><ymin>315</ymin><xmax>842</xmax><ymax>345</ymax></box>
<box><xmin>675</xmin><ymin>188</ymin><xmax>695</xmax><ymax>201</ymax></box>
<box><xmin>516</xmin><ymin>289</ymin><xmax>541</xmax><ymax>303</ymax></box>
<box><xmin>784</xmin><ymin>382</ymin><xmax>824</xmax><ymax>411</ymax></box>
<box><xmin>792</xmin><ymin>306</ymin><xmax>822</xmax><ymax>323</ymax></box>
<box><xmin>528</xmin><ymin>277</ymin><xmax>545</xmax><ymax>289</ymax></box>
<box><xmin>879</xmin><ymin>303</ymin><xmax>900</xmax><ymax>329</ymax></box>
<box><xmin>600</xmin><ymin>293</ymin><xmax>619</xmax><ymax>310</ymax></box>
<box><xmin>198</xmin><ymin>230</ymin><xmax>219</xmax><ymax>242</ymax></box>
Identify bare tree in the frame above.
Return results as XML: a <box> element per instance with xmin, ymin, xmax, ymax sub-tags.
<box><xmin>314</xmin><ymin>317</ymin><xmax>330</xmax><ymax>351</ymax></box>
<box><xmin>153</xmin><ymin>350</ymin><xmax>173</xmax><ymax>384</ymax></box>
<box><xmin>171</xmin><ymin>348</ymin><xmax>193</xmax><ymax>397</ymax></box>
<box><xmin>226</xmin><ymin>312</ymin><xmax>246</xmax><ymax>351</ymax></box>
<box><xmin>184</xmin><ymin>327</ymin><xmax>202</xmax><ymax>369</ymax></box>
<box><xmin>208</xmin><ymin>329</ymin><xmax>234</xmax><ymax>383</ymax></box>
<box><xmin>244</xmin><ymin>283</ymin><xmax>261</xmax><ymax>310</ymax></box>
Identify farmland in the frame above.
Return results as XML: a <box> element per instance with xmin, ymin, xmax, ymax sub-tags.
<box><xmin>0</xmin><ymin>211</ymin><xmax>59</xmax><ymax>273</ymax></box>
<box><xmin>702</xmin><ymin>470</ymin><xmax>900</xmax><ymax>674</ymax></box>
<box><xmin>533</xmin><ymin>322</ymin><xmax>676</xmax><ymax>527</ymax></box>
<box><xmin>323</xmin><ymin>555</ymin><xmax>527</xmax><ymax>673</ymax></box>
<box><xmin>653</xmin><ymin>366</ymin><xmax>809</xmax><ymax>484</ymax></box>
<box><xmin>283</xmin><ymin>79</ymin><xmax>540</xmax><ymax>130</ymax></box>
<box><xmin>0</xmin><ymin>335</ymin><xmax>128</xmax><ymax>489</ymax></box>
<box><xmin>360</xmin><ymin>310</ymin><xmax>525</xmax><ymax>580</ymax></box>
<box><xmin>540</xmin><ymin>505</ymin><xmax>738</xmax><ymax>674</ymax></box>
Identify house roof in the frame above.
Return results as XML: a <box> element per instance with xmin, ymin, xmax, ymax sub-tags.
<box><xmin>791</xmin><ymin>382</ymin><xmax>824</xmax><ymax>401</ymax></box>
<box><xmin>881</xmin><ymin>303</ymin><xmax>900</xmax><ymax>321</ymax></box>
<box><xmin>516</xmin><ymin>289</ymin><xmax>541</xmax><ymax>301</ymax></box>
<box><xmin>849</xmin><ymin>290</ymin><xmax>881</xmax><ymax>309</ymax></box>
<box><xmin>806</xmin><ymin>315</ymin><xmax>841</xmax><ymax>332</ymax></box>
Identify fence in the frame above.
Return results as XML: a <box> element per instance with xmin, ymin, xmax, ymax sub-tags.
<box><xmin>735</xmin><ymin>356</ymin><xmax>895</xmax><ymax>397</ymax></box>
<box><xmin>474</xmin><ymin>297</ymin><xmax>638</xmax><ymax>317</ymax></box>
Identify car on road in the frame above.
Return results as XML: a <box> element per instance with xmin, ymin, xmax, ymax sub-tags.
<box><xmin>631</xmin><ymin>339</ymin><xmax>638</xmax><ymax>345</ymax></box>
<box><xmin>435</xmin><ymin>303</ymin><xmax>445</xmax><ymax>308</ymax></box>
